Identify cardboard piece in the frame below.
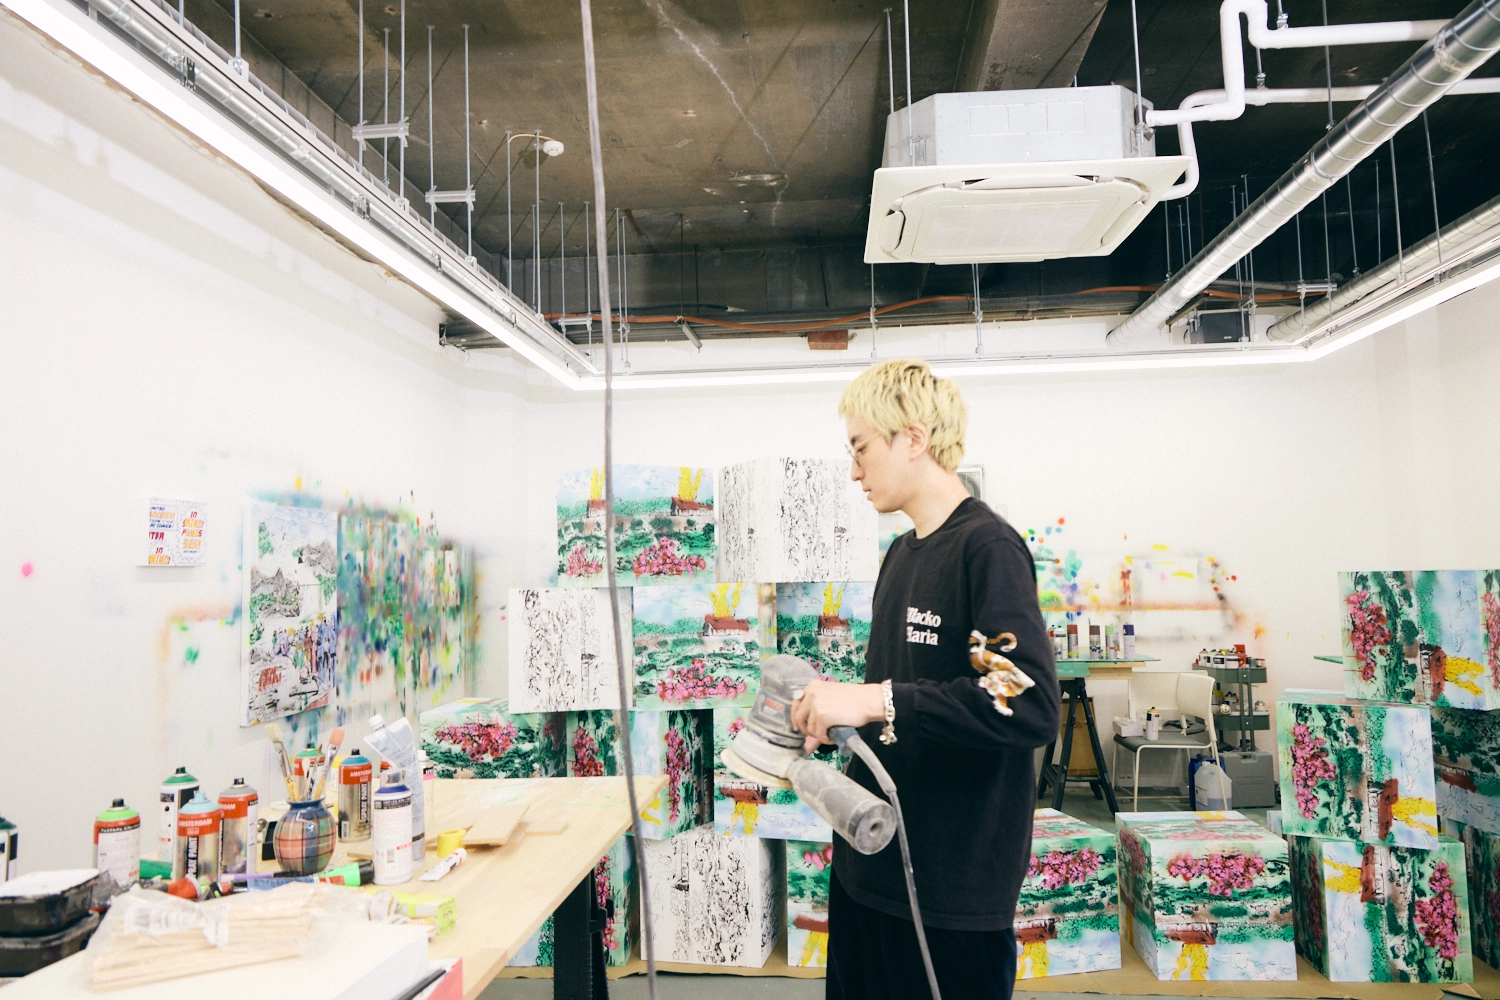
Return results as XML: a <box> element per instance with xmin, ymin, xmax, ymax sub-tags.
<box><xmin>1016</xmin><ymin>808</ymin><xmax>1121</xmax><ymax>978</ymax></box>
<box><xmin>1117</xmin><ymin>811</ymin><xmax>1296</xmax><ymax>981</ymax></box>
<box><xmin>1277</xmin><ymin>691</ymin><xmax>1439</xmax><ymax>849</ymax></box>
<box><xmin>463</xmin><ymin>805</ymin><xmax>530</xmax><ymax>847</ymax></box>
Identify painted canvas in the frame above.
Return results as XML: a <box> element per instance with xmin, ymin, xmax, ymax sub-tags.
<box><xmin>639</xmin><ymin>827</ymin><xmax>783</xmax><ymax>967</ymax></box>
<box><xmin>556</xmin><ymin>465</ymin><xmax>715</xmax><ymax>588</ymax></box>
<box><xmin>711</xmin><ymin>706</ymin><xmax>839</xmax><ymax>841</ymax></box>
<box><xmin>1289</xmin><ymin>833</ymin><xmax>1471</xmax><ymax>982</ymax></box>
<box><xmin>632</xmin><ymin>583</ymin><xmax>761</xmax><ymax>709</ymax></box>
<box><xmin>420</xmin><ymin>700</ymin><xmax>566</xmax><ymax>779</ymax></box>
<box><xmin>1431</xmin><ymin>705</ymin><xmax>1500</xmax><ymax>836</ymax></box>
<box><xmin>1276</xmin><ymin>691</ymin><xmax>1438</xmax><ymax>849</ymax></box>
<box><xmin>1452</xmin><ymin>822</ymin><xmax>1500</xmax><ymax>971</ymax></box>
<box><xmin>787</xmin><ymin>841</ymin><xmax>832</xmax><ymax>968</ymax></box>
<box><xmin>776</xmin><ymin>582</ymin><xmax>874</xmax><ymax>684</ymax></box>
<box><xmin>565</xmin><ymin>709</ymin><xmax>712</xmax><ymax>839</ymax></box>
<box><xmin>509</xmin><ymin>834</ymin><xmax>636</xmax><ymax>967</ymax></box>
<box><xmin>1116</xmin><ymin>811</ymin><xmax>1295</xmax><ymax>981</ymax></box>
<box><xmin>1341</xmin><ymin>570</ymin><xmax>1500</xmax><ymax>709</ymax></box>
<box><xmin>718</xmin><ymin>458</ymin><xmax>878</xmax><ymax>584</ymax></box>
<box><xmin>1015</xmin><ymin>809</ymin><xmax>1120</xmax><ymax>979</ymax></box>
<box><xmin>241</xmin><ymin>502</ymin><xmax>339</xmax><ymax>725</ymax></box>
<box><xmin>508</xmin><ymin>588</ymin><xmax>628</xmax><ymax>713</ymax></box>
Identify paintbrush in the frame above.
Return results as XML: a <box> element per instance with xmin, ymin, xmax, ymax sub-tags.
<box><xmin>310</xmin><ymin>727</ymin><xmax>345</xmax><ymax>803</ymax></box>
<box><xmin>263</xmin><ymin>724</ymin><xmax>297</xmax><ymax>799</ymax></box>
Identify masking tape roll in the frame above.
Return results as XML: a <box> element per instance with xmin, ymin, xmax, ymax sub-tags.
<box><xmin>436</xmin><ymin>829</ymin><xmax>466</xmax><ymax>857</ymax></box>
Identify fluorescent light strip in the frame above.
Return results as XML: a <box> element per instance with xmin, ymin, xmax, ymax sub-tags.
<box><xmin>5</xmin><ymin>0</ymin><xmax>583</xmax><ymax>388</ymax></box>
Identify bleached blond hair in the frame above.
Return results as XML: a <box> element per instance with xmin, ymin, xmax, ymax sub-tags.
<box><xmin>838</xmin><ymin>359</ymin><xmax>967</xmax><ymax>472</ymax></box>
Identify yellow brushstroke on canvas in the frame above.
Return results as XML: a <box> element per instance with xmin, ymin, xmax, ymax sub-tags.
<box><xmin>1392</xmin><ymin>797</ymin><xmax>1439</xmax><ymax>836</ymax></box>
<box><xmin>1446</xmin><ymin>656</ymin><xmax>1486</xmax><ymax>696</ymax></box>
<box><xmin>588</xmin><ymin>468</ymin><xmax>604</xmax><ymax>501</ymax></box>
<box><xmin>727</xmin><ymin>800</ymin><xmax>759</xmax><ymax>836</ymax></box>
<box><xmin>1017</xmin><ymin>940</ymin><xmax>1050</xmax><ymax>979</ymax></box>
<box><xmin>677</xmin><ymin>467</ymin><xmax>704</xmax><ymax>502</ymax></box>
<box><xmin>1174</xmin><ymin>943</ymin><xmax>1209</xmax><ymax>980</ymax></box>
<box><xmin>1323</xmin><ymin>857</ymin><xmax>1363</xmax><ymax>895</ymax></box>
<box><xmin>711</xmin><ymin>583</ymin><xmax>743</xmax><ymax>617</ymax></box>
<box><xmin>802</xmin><ymin>931</ymin><xmax>829</xmax><ymax>967</ymax></box>
<box><xmin>822</xmin><ymin>583</ymin><xmax>845</xmax><ymax>616</ymax></box>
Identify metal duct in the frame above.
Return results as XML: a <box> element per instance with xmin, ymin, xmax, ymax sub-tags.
<box><xmin>1268</xmin><ymin>190</ymin><xmax>1500</xmax><ymax>340</ymax></box>
<box><xmin>1107</xmin><ymin>0</ymin><xmax>1500</xmax><ymax>348</ymax></box>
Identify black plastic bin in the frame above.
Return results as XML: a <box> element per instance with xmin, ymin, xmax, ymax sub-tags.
<box><xmin>0</xmin><ymin>872</ymin><xmax>101</xmax><ymax>936</ymax></box>
<box><xmin>0</xmin><ymin>912</ymin><xmax>100</xmax><ymax>977</ymax></box>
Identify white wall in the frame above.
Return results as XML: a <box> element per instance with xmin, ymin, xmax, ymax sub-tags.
<box><xmin>6</xmin><ymin>2</ymin><xmax>1500</xmax><ymax>873</ymax></box>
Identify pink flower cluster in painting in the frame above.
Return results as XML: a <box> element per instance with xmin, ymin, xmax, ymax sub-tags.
<box><xmin>594</xmin><ymin>854</ymin><xmax>620</xmax><ymax>951</ymax></box>
<box><xmin>565</xmin><ymin>543</ymin><xmax>603</xmax><ymax>578</ymax></box>
<box><xmin>1346</xmin><ymin>589</ymin><xmax>1392</xmax><ymax>682</ymax></box>
<box><xmin>663</xmin><ymin>727</ymin><xmax>691</xmax><ymax>823</ymax></box>
<box><xmin>1166</xmin><ymin>851</ymin><xmax>1266</xmax><ymax>897</ymax></box>
<box><xmin>572</xmin><ymin>727</ymin><xmax>606</xmax><ymax>777</ymax></box>
<box><xmin>1027</xmin><ymin>847</ymin><xmax>1104</xmax><ymax>890</ymax></box>
<box><xmin>436</xmin><ymin>721</ymin><xmax>516</xmax><ymax>762</ymax></box>
<box><xmin>655</xmin><ymin>659</ymin><xmax>747</xmax><ymax>703</ymax></box>
<box><xmin>1484</xmin><ymin>591</ymin><xmax>1500</xmax><ymax>688</ymax></box>
<box><xmin>1290</xmin><ymin>722</ymin><xmax>1337</xmax><ymax>819</ymax></box>
<box><xmin>1415</xmin><ymin>863</ymin><xmax>1461</xmax><ymax>960</ymax></box>
<box><xmin>632</xmin><ymin>537</ymin><xmax>707</xmax><ymax>578</ymax></box>
<box><xmin>803</xmin><ymin>844</ymin><xmax>833</xmax><ymax>872</ymax></box>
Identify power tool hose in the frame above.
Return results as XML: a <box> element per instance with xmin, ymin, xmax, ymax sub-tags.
<box><xmin>833</xmin><ymin>727</ymin><xmax>943</xmax><ymax>1000</ymax></box>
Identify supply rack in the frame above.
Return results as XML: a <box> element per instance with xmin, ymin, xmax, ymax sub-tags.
<box><xmin>1192</xmin><ymin>648</ymin><xmax>1267</xmax><ymax>751</ymax></box>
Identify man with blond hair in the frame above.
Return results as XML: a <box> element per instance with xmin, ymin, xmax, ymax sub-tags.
<box><xmin>792</xmin><ymin>359</ymin><xmax>1060</xmax><ymax>1000</ymax></box>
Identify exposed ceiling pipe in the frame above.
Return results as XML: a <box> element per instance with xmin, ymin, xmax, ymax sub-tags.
<box><xmin>1108</xmin><ymin>0</ymin><xmax>1500</xmax><ymax>349</ymax></box>
<box><xmin>1269</xmin><ymin>189</ymin><xmax>1500</xmax><ymax>340</ymax></box>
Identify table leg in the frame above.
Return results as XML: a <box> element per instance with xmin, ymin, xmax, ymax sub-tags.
<box><xmin>553</xmin><ymin>872</ymin><xmax>607</xmax><ymax>1000</ymax></box>
<box><xmin>1036</xmin><ymin>738</ymin><xmax>1058</xmax><ymax>800</ymax></box>
<box><xmin>1051</xmin><ymin>681</ymin><xmax>1080</xmax><ymax>810</ymax></box>
<box><xmin>1076</xmin><ymin>680</ymin><xmax>1119</xmax><ymax>814</ymax></box>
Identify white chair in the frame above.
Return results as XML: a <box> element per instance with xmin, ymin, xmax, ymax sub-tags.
<box><xmin>1112</xmin><ymin>672</ymin><xmax>1225</xmax><ymax>811</ymax></box>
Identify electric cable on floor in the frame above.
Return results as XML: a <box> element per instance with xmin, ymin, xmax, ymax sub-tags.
<box><xmin>578</xmin><ymin>1</ymin><xmax>660</xmax><ymax>997</ymax></box>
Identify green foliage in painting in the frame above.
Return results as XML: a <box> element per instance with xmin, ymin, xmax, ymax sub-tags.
<box><xmin>420</xmin><ymin>700</ymin><xmax>566</xmax><ymax>779</ymax></box>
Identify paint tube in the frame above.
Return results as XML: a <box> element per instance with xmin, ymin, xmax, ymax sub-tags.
<box><xmin>419</xmin><ymin>848</ymin><xmax>466</xmax><ymax>883</ymax></box>
<box><xmin>0</xmin><ymin>815</ymin><xmax>18</xmax><ymax>883</ymax></box>
<box><xmin>366</xmin><ymin>715</ymin><xmax>425</xmax><ymax>862</ymax></box>
<box><xmin>93</xmin><ymin>799</ymin><xmax>140</xmax><ymax>890</ymax></box>
<box><xmin>174</xmin><ymin>792</ymin><xmax>221</xmax><ymax>882</ymax></box>
<box><xmin>217</xmin><ymin>779</ymin><xmax>259</xmax><ymax>875</ymax></box>
<box><xmin>372</xmin><ymin>768</ymin><xmax>414</xmax><ymax>885</ymax></box>
<box><xmin>158</xmin><ymin>767</ymin><xmax>199</xmax><ymax>862</ymax></box>
<box><xmin>338</xmin><ymin>750</ymin><xmax>374</xmax><ymax>843</ymax></box>
<box><xmin>237</xmin><ymin>860</ymin><xmax>367</xmax><ymax>889</ymax></box>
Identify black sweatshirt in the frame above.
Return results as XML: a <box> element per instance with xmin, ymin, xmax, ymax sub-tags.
<box><xmin>835</xmin><ymin>497</ymin><xmax>1061</xmax><ymax>931</ymax></box>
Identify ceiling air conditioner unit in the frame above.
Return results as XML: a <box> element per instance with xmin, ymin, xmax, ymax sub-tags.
<box><xmin>865</xmin><ymin>86</ymin><xmax>1190</xmax><ymax>265</ymax></box>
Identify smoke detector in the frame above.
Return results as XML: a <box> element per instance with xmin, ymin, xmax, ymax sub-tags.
<box><xmin>865</xmin><ymin>86</ymin><xmax>1190</xmax><ymax>265</ymax></box>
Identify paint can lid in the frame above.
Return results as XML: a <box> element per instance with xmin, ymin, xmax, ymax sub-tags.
<box><xmin>232</xmin><ymin>778</ymin><xmax>245</xmax><ymax>786</ymax></box>
<box><xmin>112</xmin><ymin>798</ymin><xmax>125</xmax><ymax>808</ymax></box>
<box><xmin>180</xmin><ymin>792</ymin><xmax>220</xmax><ymax>816</ymax></box>
<box><xmin>381</xmin><ymin>768</ymin><xmax>406</xmax><ymax>786</ymax></box>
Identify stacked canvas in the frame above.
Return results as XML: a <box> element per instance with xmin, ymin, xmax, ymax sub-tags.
<box><xmin>1289</xmin><ymin>833</ymin><xmax>1471</xmax><ymax>981</ymax></box>
<box><xmin>786</xmin><ymin>841</ymin><xmax>833</xmax><ymax>968</ymax></box>
<box><xmin>1015</xmin><ymin>809</ymin><xmax>1120</xmax><ymax>978</ymax></box>
<box><xmin>1116</xmin><ymin>811</ymin><xmax>1296</xmax><ymax>981</ymax></box>
<box><xmin>556</xmin><ymin>466</ymin><xmax>717</xmax><ymax>588</ymax></box>
<box><xmin>564</xmin><ymin>709</ymin><xmax>713</xmax><ymax>840</ymax></box>
<box><xmin>1451</xmin><ymin>823</ymin><xmax>1500</xmax><ymax>970</ymax></box>
<box><xmin>639</xmin><ymin>828</ymin><xmax>784</xmax><ymax>966</ymax></box>
<box><xmin>1432</xmin><ymin>706</ymin><xmax>1500</xmax><ymax>835</ymax></box>
<box><xmin>509</xmin><ymin>835</ymin><xmax>636</xmax><ymax>968</ymax></box>
<box><xmin>419</xmin><ymin>699</ymin><xmax>566</xmax><ymax>779</ymax></box>
<box><xmin>717</xmin><ymin>458</ymin><xmax>879</xmax><ymax>584</ymax></box>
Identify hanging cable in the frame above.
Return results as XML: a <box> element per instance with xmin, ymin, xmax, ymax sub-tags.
<box><xmin>1423</xmin><ymin>112</ymin><xmax>1443</xmax><ymax>267</ymax></box>
<box><xmin>1345</xmin><ymin>175</ymin><xmax>1360</xmax><ymax>275</ymax></box>
<box><xmin>1321</xmin><ymin>0</ymin><xmax>1334</xmax><ymax>130</ymax></box>
<box><xmin>464</xmin><ymin>24</ymin><xmax>472</xmax><ymax>257</ymax></box>
<box><xmin>578</xmin><ymin>3</ymin><xmax>658</xmax><ymax>999</ymax></box>
<box><xmin>1321</xmin><ymin>192</ymin><xmax>1332</xmax><ymax>289</ymax></box>
<box><xmin>357</xmin><ymin>0</ymin><xmax>364</xmax><ymax>172</ymax></box>
<box><xmin>869</xmin><ymin>262</ymin><xmax>879</xmax><ymax>358</ymax></box>
<box><xmin>426</xmin><ymin>24</ymin><xmax>435</xmax><ymax>230</ymax></box>
<box><xmin>1295</xmin><ymin>210</ymin><xmax>1306</xmax><ymax>328</ymax></box>
<box><xmin>1129</xmin><ymin>0</ymin><xmax>1145</xmax><ymax>142</ymax></box>
<box><xmin>971</xmin><ymin>263</ymin><xmax>984</xmax><ymax>354</ymax></box>
<box><xmin>1390</xmin><ymin>139</ymin><xmax>1406</xmax><ymax>283</ymax></box>
<box><xmin>1375</xmin><ymin>158</ymin><xmax>1383</xmax><ymax>263</ymax></box>
<box><xmin>398</xmin><ymin>0</ymin><xmax>405</xmax><ymax>208</ymax></box>
<box><xmin>902</xmin><ymin>0</ymin><xmax>914</xmax><ymax>163</ymax></box>
<box><xmin>884</xmin><ymin>8</ymin><xmax>895</xmax><ymax>115</ymax></box>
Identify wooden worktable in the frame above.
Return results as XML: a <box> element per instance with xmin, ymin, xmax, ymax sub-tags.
<box><xmin>335</xmin><ymin>776</ymin><xmax>666</xmax><ymax>1000</ymax></box>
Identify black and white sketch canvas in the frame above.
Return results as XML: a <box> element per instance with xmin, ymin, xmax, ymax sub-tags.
<box><xmin>507</xmin><ymin>588</ymin><xmax>628</xmax><ymax>712</ymax></box>
<box><xmin>639</xmin><ymin>827</ymin><xmax>782</xmax><ymax>966</ymax></box>
<box><xmin>717</xmin><ymin>458</ymin><xmax>878</xmax><ymax>583</ymax></box>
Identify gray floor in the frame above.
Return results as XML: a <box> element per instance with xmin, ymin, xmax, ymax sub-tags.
<box><xmin>478</xmin><ymin>785</ymin><xmax>1271</xmax><ymax>1000</ymax></box>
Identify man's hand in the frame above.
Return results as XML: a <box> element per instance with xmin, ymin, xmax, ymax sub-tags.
<box><xmin>791</xmin><ymin>680</ymin><xmax>886</xmax><ymax>752</ymax></box>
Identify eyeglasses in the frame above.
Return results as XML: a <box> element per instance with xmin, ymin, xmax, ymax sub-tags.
<box><xmin>844</xmin><ymin>432</ymin><xmax>879</xmax><ymax>464</ymax></box>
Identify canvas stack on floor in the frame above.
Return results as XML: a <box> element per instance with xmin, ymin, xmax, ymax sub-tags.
<box><xmin>1269</xmin><ymin>568</ymin><xmax>1498</xmax><ymax>983</ymax></box>
<box><xmin>1015</xmin><ymin>809</ymin><xmax>1120</xmax><ymax>978</ymax></box>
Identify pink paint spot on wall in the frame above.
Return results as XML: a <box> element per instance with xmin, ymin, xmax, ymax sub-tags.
<box><xmin>20</xmin><ymin>562</ymin><xmax>33</xmax><ymax>578</ymax></box>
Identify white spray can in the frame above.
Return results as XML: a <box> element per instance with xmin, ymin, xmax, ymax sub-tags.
<box><xmin>372</xmin><ymin>768</ymin><xmax>414</xmax><ymax>885</ymax></box>
<box><xmin>158</xmin><ymin>767</ymin><xmax>199</xmax><ymax>862</ymax></box>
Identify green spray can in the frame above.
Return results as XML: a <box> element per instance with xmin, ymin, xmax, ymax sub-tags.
<box><xmin>0</xmin><ymin>815</ymin><xmax>16</xmax><ymax>882</ymax></box>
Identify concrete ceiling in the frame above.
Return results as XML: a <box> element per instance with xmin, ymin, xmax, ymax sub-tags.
<box><xmin>193</xmin><ymin>0</ymin><xmax>1105</xmax><ymax>260</ymax></box>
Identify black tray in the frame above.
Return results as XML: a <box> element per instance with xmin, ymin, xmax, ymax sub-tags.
<box><xmin>0</xmin><ymin>872</ymin><xmax>101</xmax><ymax>936</ymax></box>
<box><xmin>0</xmin><ymin>911</ymin><xmax>100</xmax><ymax>977</ymax></box>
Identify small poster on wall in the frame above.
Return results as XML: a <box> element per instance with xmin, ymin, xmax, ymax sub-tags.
<box><xmin>141</xmin><ymin>498</ymin><xmax>208</xmax><ymax>566</ymax></box>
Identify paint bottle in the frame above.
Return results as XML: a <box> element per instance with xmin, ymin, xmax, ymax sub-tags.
<box><xmin>158</xmin><ymin>767</ymin><xmax>199</xmax><ymax>862</ymax></box>
<box><xmin>93</xmin><ymin>799</ymin><xmax>140</xmax><ymax>890</ymax></box>
<box><xmin>372</xmin><ymin>768</ymin><xmax>414</xmax><ymax>886</ymax></box>
<box><xmin>1124</xmin><ymin>623</ymin><xmax>1136</xmax><ymax>658</ymax></box>
<box><xmin>367</xmin><ymin>714</ymin><xmax>425</xmax><ymax>862</ymax></box>
<box><xmin>1088</xmin><ymin>624</ymin><xmax>1103</xmax><ymax>658</ymax></box>
<box><xmin>338</xmin><ymin>750</ymin><xmax>374</xmax><ymax>843</ymax></box>
<box><xmin>0</xmin><ymin>815</ymin><xmax>17</xmax><ymax>882</ymax></box>
<box><xmin>217</xmin><ymin>779</ymin><xmax>259</xmax><ymax>875</ymax></box>
<box><xmin>1049</xmin><ymin>626</ymin><xmax>1066</xmax><ymax>659</ymax></box>
<box><xmin>1145</xmin><ymin>708</ymin><xmax>1161</xmax><ymax>741</ymax></box>
<box><xmin>1065</xmin><ymin>623</ymin><xmax>1079</xmax><ymax>659</ymax></box>
<box><xmin>174</xmin><ymin>792</ymin><xmax>221</xmax><ymax>882</ymax></box>
<box><xmin>1104</xmin><ymin>624</ymin><xmax>1119</xmax><ymax>659</ymax></box>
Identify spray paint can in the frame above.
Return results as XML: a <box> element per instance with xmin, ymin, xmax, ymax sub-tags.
<box><xmin>1088</xmin><ymin>624</ymin><xmax>1103</xmax><ymax>658</ymax></box>
<box><xmin>338</xmin><ymin>750</ymin><xmax>373</xmax><ymax>843</ymax></box>
<box><xmin>1105</xmin><ymin>624</ymin><xmax>1119</xmax><ymax>659</ymax></box>
<box><xmin>217</xmin><ymin>779</ymin><xmax>259</xmax><ymax>875</ymax></box>
<box><xmin>174</xmin><ymin>792</ymin><xmax>221</xmax><ymax>882</ymax></box>
<box><xmin>158</xmin><ymin>767</ymin><xmax>199</xmax><ymax>862</ymax></box>
<box><xmin>1124</xmin><ymin>623</ymin><xmax>1136</xmax><ymax>658</ymax></box>
<box><xmin>0</xmin><ymin>815</ymin><xmax>17</xmax><ymax>882</ymax></box>
<box><xmin>1049</xmin><ymin>626</ymin><xmax>1066</xmax><ymax>659</ymax></box>
<box><xmin>1066</xmin><ymin>623</ymin><xmax>1079</xmax><ymax>658</ymax></box>
<box><xmin>371</xmin><ymin>769</ymin><xmax>413</xmax><ymax>886</ymax></box>
<box><xmin>93</xmin><ymin>800</ymin><xmax>140</xmax><ymax>889</ymax></box>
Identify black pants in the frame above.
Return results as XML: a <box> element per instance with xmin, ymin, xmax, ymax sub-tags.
<box><xmin>826</xmin><ymin>872</ymin><xmax>1017</xmax><ymax>1000</ymax></box>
